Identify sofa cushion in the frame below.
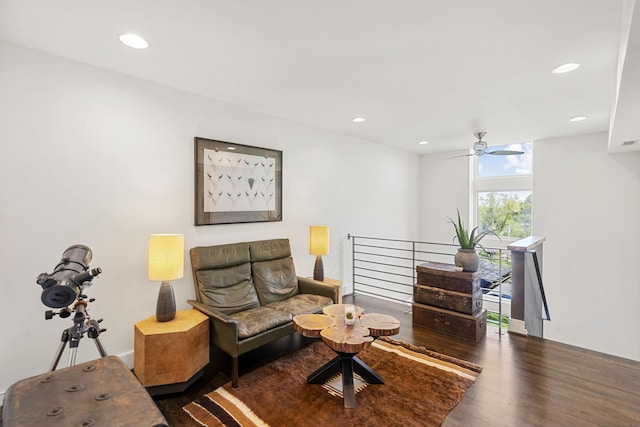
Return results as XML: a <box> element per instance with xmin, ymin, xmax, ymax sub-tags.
<box><xmin>191</xmin><ymin>242</ymin><xmax>251</xmax><ymax>270</ymax></box>
<box><xmin>252</xmin><ymin>257</ymin><xmax>299</xmax><ymax>305</ymax></box>
<box><xmin>194</xmin><ymin>262</ymin><xmax>260</xmax><ymax>314</ymax></box>
<box><xmin>249</xmin><ymin>239</ymin><xmax>291</xmax><ymax>262</ymax></box>
<box><xmin>228</xmin><ymin>306</ymin><xmax>292</xmax><ymax>339</ymax></box>
<box><xmin>266</xmin><ymin>294</ymin><xmax>334</xmax><ymax>316</ymax></box>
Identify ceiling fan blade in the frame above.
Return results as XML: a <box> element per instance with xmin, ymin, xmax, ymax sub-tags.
<box><xmin>444</xmin><ymin>152</ymin><xmax>476</xmax><ymax>160</ymax></box>
<box><xmin>486</xmin><ymin>149</ymin><xmax>525</xmax><ymax>156</ymax></box>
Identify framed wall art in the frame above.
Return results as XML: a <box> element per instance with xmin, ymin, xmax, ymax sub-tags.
<box><xmin>194</xmin><ymin>137</ymin><xmax>283</xmax><ymax>225</ymax></box>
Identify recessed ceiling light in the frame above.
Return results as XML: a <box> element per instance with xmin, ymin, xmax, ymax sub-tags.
<box><xmin>569</xmin><ymin>116</ymin><xmax>587</xmax><ymax>122</ymax></box>
<box><xmin>227</xmin><ymin>146</ymin><xmax>237</xmax><ymax>150</ymax></box>
<box><xmin>119</xmin><ymin>33</ymin><xmax>149</xmax><ymax>49</ymax></box>
<box><xmin>351</xmin><ymin>117</ymin><xmax>366</xmax><ymax>123</ymax></box>
<box><xmin>418</xmin><ymin>140</ymin><xmax>430</xmax><ymax>145</ymax></box>
<box><xmin>551</xmin><ymin>63</ymin><xmax>580</xmax><ymax>74</ymax></box>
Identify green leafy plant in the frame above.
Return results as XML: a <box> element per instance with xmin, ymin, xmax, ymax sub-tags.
<box><xmin>448</xmin><ymin>209</ymin><xmax>498</xmax><ymax>251</ymax></box>
<box><xmin>345</xmin><ymin>311</ymin><xmax>354</xmax><ymax>320</ymax></box>
<box><xmin>487</xmin><ymin>311</ymin><xmax>510</xmax><ymax>329</ymax></box>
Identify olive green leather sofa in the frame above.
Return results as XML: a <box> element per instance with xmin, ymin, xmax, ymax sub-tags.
<box><xmin>188</xmin><ymin>238</ymin><xmax>340</xmax><ymax>387</ymax></box>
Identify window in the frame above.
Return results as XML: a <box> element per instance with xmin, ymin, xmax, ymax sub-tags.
<box><xmin>478</xmin><ymin>191</ymin><xmax>531</xmax><ymax>238</ymax></box>
<box><xmin>473</xmin><ymin>143</ymin><xmax>533</xmax><ymax>241</ymax></box>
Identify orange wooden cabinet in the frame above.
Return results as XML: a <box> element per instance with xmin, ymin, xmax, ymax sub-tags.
<box><xmin>134</xmin><ymin>309</ymin><xmax>209</xmax><ymax>395</ymax></box>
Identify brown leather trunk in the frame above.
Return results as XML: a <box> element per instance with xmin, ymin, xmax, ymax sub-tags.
<box><xmin>413</xmin><ymin>283</ymin><xmax>483</xmax><ymax>314</ymax></box>
<box><xmin>413</xmin><ymin>261</ymin><xmax>487</xmax><ymax>341</ymax></box>
<box><xmin>416</xmin><ymin>261</ymin><xmax>480</xmax><ymax>293</ymax></box>
<box><xmin>412</xmin><ymin>302</ymin><xmax>487</xmax><ymax>342</ymax></box>
<box><xmin>2</xmin><ymin>356</ymin><xmax>167</xmax><ymax>427</ymax></box>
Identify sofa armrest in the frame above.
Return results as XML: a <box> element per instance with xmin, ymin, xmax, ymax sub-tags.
<box><xmin>188</xmin><ymin>300</ymin><xmax>236</xmax><ymax>324</ymax></box>
<box><xmin>297</xmin><ymin>277</ymin><xmax>341</xmax><ymax>304</ymax></box>
<box><xmin>187</xmin><ymin>299</ymin><xmax>238</xmax><ymax>324</ymax></box>
<box><xmin>187</xmin><ymin>299</ymin><xmax>240</xmax><ymax>356</ymax></box>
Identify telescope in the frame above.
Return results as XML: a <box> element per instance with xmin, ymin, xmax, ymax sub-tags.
<box><xmin>36</xmin><ymin>244</ymin><xmax>102</xmax><ymax>308</ymax></box>
<box><xmin>36</xmin><ymin>244</ymin><xmax>108</xmax><ymax>370</ymax></box>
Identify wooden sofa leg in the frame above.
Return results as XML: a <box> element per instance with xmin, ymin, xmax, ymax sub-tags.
<box><xmin>232</xmin><ymin>357</ymin><xmax>239</xmax><ymax>388</ymax></box>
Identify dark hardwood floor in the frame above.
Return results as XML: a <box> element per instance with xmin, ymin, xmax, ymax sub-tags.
<box><xmin>153</xmin><ymin>294</ymin><xmax>640</xmax><ymax>426</ymax></box>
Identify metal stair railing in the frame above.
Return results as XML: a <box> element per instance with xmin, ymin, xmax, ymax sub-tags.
<box><xmin>348</xmin><ymin>234</ymin><xmax>512</xmax><ymax>333</ymax></box>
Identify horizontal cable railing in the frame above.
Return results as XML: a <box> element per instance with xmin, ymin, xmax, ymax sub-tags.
<box><xmin>348</xmin><ymin>234</ymin><xmax>511</xmax><ymax>331</ymax></box>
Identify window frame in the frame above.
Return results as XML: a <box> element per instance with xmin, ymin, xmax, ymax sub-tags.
<box><xmin>471</xmin><ymin>146</ymin><xmax>533</xmax><ymax>247</ymax></box>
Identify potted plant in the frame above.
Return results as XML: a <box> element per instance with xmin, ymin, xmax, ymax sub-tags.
<box><xmin>449</xmin><ymin>209</ymin><xmax>498</xmax><ymax>272</ymax></box>
<box><xmin>344</xmin><ymin>305</ymin><xmax>356</xmax><ymax>325</ymax></box>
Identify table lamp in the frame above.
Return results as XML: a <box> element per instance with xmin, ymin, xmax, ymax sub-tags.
<box><xmin>148</xmin><ymin>234</ymin><xmax>184</xmax><ymax>322</ymax></box>
<box><xmin>309</xmin><ymin>225</ymin><xmax>329</xmax><ymax>281</ymax></box>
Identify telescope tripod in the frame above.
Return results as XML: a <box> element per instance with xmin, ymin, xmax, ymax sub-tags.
<box><xmin>48</xmin><ymin>298</ymin><xmax>108</xmax><ymax>371</ymax></box>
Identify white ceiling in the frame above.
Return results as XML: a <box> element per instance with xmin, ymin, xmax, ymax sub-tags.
<box><xmin>1</xmin><ymin>0</ymin><xmax>638</xmax><ymax>154</ymax></box>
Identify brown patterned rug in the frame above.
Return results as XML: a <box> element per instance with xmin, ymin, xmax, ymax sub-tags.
<box><xmin>183</xmin><ymin>337</ymin><xmax>481</xmax><ymax>427</ymax></box>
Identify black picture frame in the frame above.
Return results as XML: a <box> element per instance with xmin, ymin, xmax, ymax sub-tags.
<box><xmin>194</xmin><ymin>137</ymin><xmax>282</xmax><ymax>225</ymax></box>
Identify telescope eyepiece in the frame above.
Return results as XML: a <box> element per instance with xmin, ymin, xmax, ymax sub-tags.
<box><xmin>70</xmin><ymin>267</ymin><xmax>102</xmax><ymax>286</ymax></box>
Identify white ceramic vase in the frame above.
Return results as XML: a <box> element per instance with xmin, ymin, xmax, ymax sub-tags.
<box><xmin>344</xmin><ymin>305</ymin><xmax>356</xmax><ymax>325</ymax></box>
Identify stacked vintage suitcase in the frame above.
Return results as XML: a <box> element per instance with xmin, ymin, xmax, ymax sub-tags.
<box><xmin>413</xmin><ymin>261</ymin><xmax>487</xmax><ymax>341</ymax></box>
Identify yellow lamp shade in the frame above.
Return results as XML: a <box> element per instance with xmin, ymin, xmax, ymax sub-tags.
<box><xmin>148</xmin><ymin>234</ymin><xmax>184</xmax><ymax>281</ymax></box>
<box><xmin>309</xmin><ymin>226</ymin><xmax>330</xmax><ymax>255</ymax></box>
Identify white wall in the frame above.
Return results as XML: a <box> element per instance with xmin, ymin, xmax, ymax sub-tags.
<box><xmin>0</xmin><ymin>41</ymin><xmax>420</xmax><ymax>395</ymax></box>
<box><xmin>418</xmin><ymin>149</ymin><xmax>471</xmax><ymax>243</ymax></box>
<box><xmin>534</xmin><ymin>132</ymin><xmax>640</xmax><ymax>361</ymax></box>
<box><xmin>419</xmin><ymin>132</ymin><xmax>640</xmax><ymax>362</ymax></box>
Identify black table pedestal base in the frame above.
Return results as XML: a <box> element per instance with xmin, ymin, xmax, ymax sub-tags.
<box><xmin>307</xmin><ymin>352</ymin><xmax>383</xmax><ymax>408</ymax></box>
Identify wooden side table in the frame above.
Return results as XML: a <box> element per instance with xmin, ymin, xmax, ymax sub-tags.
<box><xmin>293</xmin><ymin>304</ymin><xmax>400</xmax><ymax>408</ymax></box>
<box><xmin>134</xmin><ymin>309</ymin><xmax>209</xmax><ymax>395</ymax></box>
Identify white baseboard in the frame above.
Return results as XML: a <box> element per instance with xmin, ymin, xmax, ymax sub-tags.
<box><xmin>509</xmin><ymin>318</ymin><xmax>528</xmax><ymax>335</ymax></box>
<box><xmin>342</xmin><ymin>285</ymin><xmax>351</xmax><ymax>298</ymax></box>
<box><xmin>118</xmin><ymin>350</ymin><xmax>134</xmax><ymax>369</ymax></box>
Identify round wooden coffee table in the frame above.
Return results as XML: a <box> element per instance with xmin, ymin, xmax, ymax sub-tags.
<box><xmin>293</xmin><ymin>304</ymin><xmax>400</xmax><ymax>408</ymax></box>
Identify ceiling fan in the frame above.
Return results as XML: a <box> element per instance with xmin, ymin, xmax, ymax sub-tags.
<box><xmin>447</xmin><ymin>132</ymin><xmax>525</xmax><ymax>159</ymax></box>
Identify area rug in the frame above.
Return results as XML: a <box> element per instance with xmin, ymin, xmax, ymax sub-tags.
<box><xmin>183</xmin><ymin>337</ymin><xmax>481</xmax><ymax>427</ymax></box>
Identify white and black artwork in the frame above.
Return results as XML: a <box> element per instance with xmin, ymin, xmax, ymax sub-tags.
<box><xmin>195</xmin><ymin>137</ymin><xmax>282</xmax><ymax>225</ymax></box>
<box><xmin>203</xmin><ymin>149</ymin><xmax>276</xmax><ymax>212</ymax></box>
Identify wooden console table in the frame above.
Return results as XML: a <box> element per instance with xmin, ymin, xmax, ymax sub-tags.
<box><xmin>293</xmin><ymin>304</ymin><xmax>399</xmax><ymax>408</ymax></box>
